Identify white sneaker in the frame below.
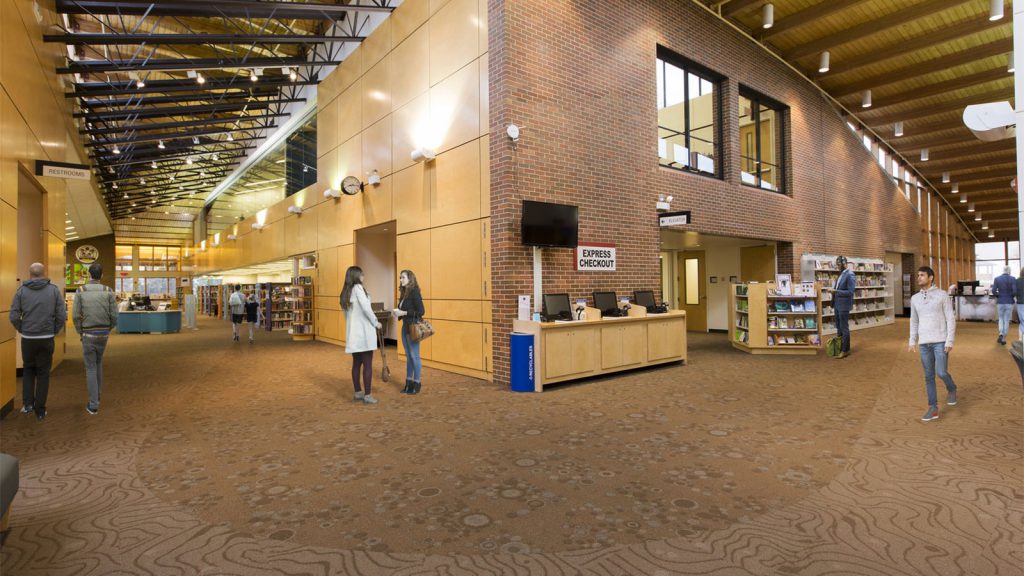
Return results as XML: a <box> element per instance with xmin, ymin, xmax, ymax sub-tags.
<box><xmin>353</xmin><ymin>391</ymin><xmax>365</xmax><ymax>402</ymax></box>
<box><xmin>20</xmin><ymin>405</ymin><xmax>33</xmax><ymax>414</ymax></box>
<box><xmin>362</xmin><ymin>395</ymin><xmax>379</xmax><ymax>405</ymax></box>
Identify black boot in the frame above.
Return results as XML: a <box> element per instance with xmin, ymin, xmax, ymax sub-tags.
<box><xmin>411</xmin><ymin>381</ymin><xmax>421</xmax><ymax>395</ymax></box>
<box><xmin>401</xmin><ymin>379</ymin><xmax>412</xmax><ymax>394</ymax></box>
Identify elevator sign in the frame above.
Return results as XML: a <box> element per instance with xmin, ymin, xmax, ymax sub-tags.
<box><xmin>576</xmin><ymin>243</ymin><xmax>616</xmax><ymax>271</ymax></box>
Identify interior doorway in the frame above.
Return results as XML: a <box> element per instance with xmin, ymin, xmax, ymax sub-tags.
<box><xmin>355</xmin><ymin>222</ymin><xmax>398</xmax><ymax>341</ymax></box>
<box><xmin>16</xmin><ymin>171</ymin><xmax>47</xmax><ymax>370</ymax></box>
<box><xmin>661</xmin><ymin>230</ymin><xmax>778</xmax><ymax>333</ymax></box>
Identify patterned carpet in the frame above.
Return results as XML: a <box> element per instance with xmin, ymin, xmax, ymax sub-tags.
<box><xmin>0</xmin><ymin>317</ymin><xmax>1021</xmax><ymax>575</ymax></box>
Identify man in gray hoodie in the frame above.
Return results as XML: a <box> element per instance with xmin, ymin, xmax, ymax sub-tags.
<box><xmin>9</xmin><ymin>263</ymin><xmax>67</xmax><ymax>421</ymax></box>
<box><xmin>73</xmin><ymin>263</ymin><xmax>118</xmax><ymax>415</ymax></box>
<box><xmin>909</xmin><ymin>265</ymin><xmax>956</xmax><ymax>422</ymax></box>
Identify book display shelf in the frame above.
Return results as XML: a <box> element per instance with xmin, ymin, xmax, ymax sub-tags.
<box><xmin>197</xmin><ymin>284</ymin><xmax>220</xmax><ymax>317</ymax></box>
<box><xmin>268</xmin><ymin>282</ymin><xmax>292</xmax><ymax>332</ymax></box>
<box><xmin>729</xmin><ymin>282</ymin><xmax>822</xmax><ymax>355</ymax></box>
<box><xmin>800</xmin><ymin>254</ymin><xmax>895</xmax><ymax>336</ymax></box>
<box><xmin>288</xmin><ymin>276</ymin><xmax>315</xmax><ymax>341</ymax></box>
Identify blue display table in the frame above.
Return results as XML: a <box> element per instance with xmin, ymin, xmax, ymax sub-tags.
<box><xmin>117</xmin><ymin>310</ymin><xmax>181</xmax><ymax>334</ymax></box>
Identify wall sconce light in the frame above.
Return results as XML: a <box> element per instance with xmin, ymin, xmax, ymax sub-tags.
<box><xmin>251</xmin><ymin>222</ymin><xmax>265</xmax><ymax>230</ymax></box>
<box><xmin>324</xmin><ymin>188</ymin><xmax>341</xmax><ymax>199</ymax></box>
<box><xmin>367</xmin><ymin>169</ymin><xmax>381</xmax><ymax>186</ymax></box>
<box><xmin>411</xmin><ymin>147</ymin><xmax>436</xmax><ymax>163</ymax></box>
<box><xmin>227</xmin><ymin>234</ymin><xmax>237</xmax><ymax>241</ymax></box>
<box><xmin>288</xmin><ymin>205</ymin><xmax>303</xmax><ymax>215</ymax></box>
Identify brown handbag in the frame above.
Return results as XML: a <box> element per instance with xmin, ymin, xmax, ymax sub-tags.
<box><xmin>407</xmin><ymin>319</ymin><xmax>434</xmax><ymax>342</ymax></box>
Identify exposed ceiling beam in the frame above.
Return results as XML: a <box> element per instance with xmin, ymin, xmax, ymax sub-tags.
<box><xmin>102</xmin><ymin>167</ymin><xmax>236</xmax><ymax>186</ymax></box>
<box><xmin>55</xmin><ymin>0</ymin><xmax>393</xmax><ymax>18</ymax></box>
<box><xmin>892</xmin><ymin>131</ymin><xmax>985</xmax><ymax>151</ymax></box>
<box><xmin>931</xmin><ymin>169</ymin><xmax>1018</xmax><ymax>185</ymax></box>
<box><xmin>78</xmin><ymin>92</ymin><xmax>284</xmax><ymax>109</ymax></box>
<box><xmin>76</xmin><ymin>99</ymin><xmax>300</xmax><ymax>120</ymax></box>
<box><xmin>97</xmin><ymin>146</ymin><xmax>254</xmax><ymax>167</ymax></box>
<box><xmin>847</xmin><ymin>70</ymin><xmax>1011</xmax><ymax>112</ymax></box>
<box><xmin>760</xmin><ymin>0</ymin><xmax>871</xmax><ymax>40</ymax></box>
<box><xmin>785</xmin><ymin>0</ymin><xmax>977</xmax><ymax>61</ymax></box>
<box><xmin>67</xmin><ymin>79</ymin><xmax>317</xmax><ymax>98</ymax></box>
<box><xmin>89</xmin><ymin>137</ymin><xmax>263</xmax><ymax>160</ymax></box>
<box><xmin>863</xmin><ymin>89</ymin><xmax>1013</xmax><ymax>125</ymax></box>
<box><xmin>829</xmin><ymin>39</ymin><xmax>1012</xmax><ymax>97</ymax></box>
<box><xmin>86</xmin><ymin>125</ymin><xmax>275</xmax><ymax>147</ymax></box>
<box><xmin>920</xmin><ymin>152</ymin><xmax>1016</xmax><ymax>171</ymax></box>
<box><xmin>906</xmin><ymin>140</ymin><xmax>1015</xmax><ymax>162</ymax></box>
<box><xmin>722</xmin><ymin>0</ymin><xmax>761</xmax><ymax>17</ymax></box>
<box><xmin>821</xmin><ymin>13</ymin><xmax>1007</xmax><ymax>78</ymax></box>
<box><xmin>81</xmin><ymin>113</ymin><xmax>288</xmax><ymax>135</ymax></box>
<box><xmin>46</xmin><ymin>33</ymin><xmax>363</xmax><ymax>45</ymax></box>
<box><xmin>59</xmin><ymin>57</ymin><xmax>339</xmax><ymax>75</ymax></box>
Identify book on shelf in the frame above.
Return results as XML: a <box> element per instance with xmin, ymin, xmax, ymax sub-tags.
<box><xmin>791</xmin><ymin>300</ymin><xmax>805</xmax><ymax>312</ymax></box>
<box><xmin>809</xmin><ymin>334</ymin><xmax>821</xmax><ymax>346</ymax></box>
<box><xmin>805</xmin><ymin>318</ymin><xmax>816</xmax><ymax>329</ymax></box>
<box><xmin>779</xmin><ymin>317</ymin><xmax>789</xmax><ymax>329</ymax></box>
<box><xmin>767</xmin><ymin>336</ymin><xmax>775</xmax><ymax>346</ymax></box>
<box><xmin>805</xmin><ymin>300</ymin><xmax>817</xmax><ymax>312</ymax></box>
<box><xmin>769</xmin><ymin>316</ymin><xmax>778</xmax><ymax>329</ymax></box>
<box><xmin>794</xmin><ymin>317</ymin><xmax>805</xmax><ymax>329</ymax></box>
<box><xmin>735</xmin><ymin>284</ymin><xmax>748</xmax><ymax>296</ymax></box>
<box><xmin>774</xmin><ymin>300</ymin><xmax>791</xmax><ymax>312</ymax></box>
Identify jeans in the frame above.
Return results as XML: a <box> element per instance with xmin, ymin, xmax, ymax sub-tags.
<box><xmin>997</xmin><ymin>303</ymin><xmax>1013</xmax><ymax>337</ymax></box>
<box><xmin>22</xmin><ymin>337</ymin><xmax>55</xmax><ymax>415</ymax></box>
<box><xmin>919</xmin><ymin>342</ymin><xmax>956</xmax><ymax>407</ymax></box>
<box><xmin>82</xmin><ymin>334</ymin><xmax>109</xmax><ymax>411</ymax></box>
<box><xmin>835</xmin><ymin>310</ymin><xmax>851</xmax><ymax>352</ymax></box>
<box><xmin>402</xmin><ymin>326</ymin><xmax>422</xmax><ymax>382</ymax></box>
<box><xmin>1018</xmin><ymin>304</ymin><xmax>1024</xmax><ymax>337</ymax></box>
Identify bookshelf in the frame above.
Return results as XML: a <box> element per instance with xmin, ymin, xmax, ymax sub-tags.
<box><xmin>729</xmin><ymin>282</ymin><xmax>822</xmax><ymax>355</ymax></box>
<box><xmin>288</xmin><ymin>276</ymin><xmax>315</xmax><ymax>341</ymax></box>
<box><xmin>267</xmin><ymin>282</ymin><xmax>292</xmax><ymax>332</ymax></box>
<box><xmin>800</xmin><ymin>254</ymin><xmax>895</xmax><ymax>336</ymax></box>
<box><xmin>197</xmin><ymin>284</ymin><xmax>220</xmax><ymax>317</ymax></box>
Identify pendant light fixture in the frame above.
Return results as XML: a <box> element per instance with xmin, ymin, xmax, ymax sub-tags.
<box><xmin>920</xmin><ymin>148</ymin><xmax>928</xmax><ymax>161</ymax></box>
<box><xmin>818</xmin><ymin>51</ymin><xmax>829</xmax><ymax>73</ymax></box>
<box><xmin>894</xmin><ymin>121</ymin><xmax>903</xmax><ymax>137</ymax></box>
<box><xmin>762</xmin><ymin>3</ymin><xmax>774</xmax><ymax>29</ymax></box>
<box><xmin>951</xmin><ymin>183</ymin><xmax>959</xmax><ymax>193</ymax></box>
<box><xmin>990</xmin><ymin>0</ymin><xmax>1004</xmax><ymax>21</ymax></box>
<box><xmin>942</xmin><ymin>172</ymin><xmax>950</xmax><ymax>183</ymax></box>
<box><xmin>861</xmin><ymin>90</ymin><xmax>872</xmax><ymax>108</ymax></box>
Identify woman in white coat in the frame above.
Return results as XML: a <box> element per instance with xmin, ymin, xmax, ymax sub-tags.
<box><xmin>341</xmin><ymin>266</ymin><xmax>382</xmax><ymax>405</ymax></box>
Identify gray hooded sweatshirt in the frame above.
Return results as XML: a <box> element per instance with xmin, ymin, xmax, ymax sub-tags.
<box><xmin>9</xmin><ymin>278</ymin><xmax>67</xmax><ymax>338</ymax></box>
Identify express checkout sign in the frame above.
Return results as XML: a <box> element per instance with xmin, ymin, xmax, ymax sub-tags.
<box><xmin>576</xmin><ymin>243</ymin><xmax>616</xmax><ymax>271</ymax></box>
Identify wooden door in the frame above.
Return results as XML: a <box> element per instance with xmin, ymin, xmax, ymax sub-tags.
<box><xmin>677</xmin><ymin>251</ymin><xmax>707</xmax><ymax>332</ymax></box>
<box><xmin>740</xmin><ymin>245</ymin><xmax>776</xmax><ymax>282</ymax></box>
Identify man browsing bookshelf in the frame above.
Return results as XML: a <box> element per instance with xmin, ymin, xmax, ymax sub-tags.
<box><xmin>823</xmin><ymin>256</ymin><xmax>856</xmax><ymax>359</ymax></box>
<box><xmin>909</xmin><ymin>266</ymin><xmax>957</xmax><ymax>422</ymax></box>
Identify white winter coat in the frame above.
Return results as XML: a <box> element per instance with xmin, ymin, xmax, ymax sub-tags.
<box><xmin>344</xmin><ymin>284</ymin><xmax>379</xmax><ymax>353</ymax></box>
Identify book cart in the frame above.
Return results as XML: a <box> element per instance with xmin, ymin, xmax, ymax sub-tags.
<box><xmin>729</xmin><ymin>282</ymin><xmax>822</xmax><ymax>355</ymax></box>
<box><xmin>800</xmin><ymin>255</ymin><xmax>895</xmax><ymax>336</ymax></box>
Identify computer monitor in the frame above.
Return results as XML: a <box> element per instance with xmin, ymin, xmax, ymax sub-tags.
<box><xmin>592</xmin><ymin>291</ymin><xmax>618</xmax><ymax>313</ymax></box>
<box><xmin>542</xmin><ymin>293</ymin><xmax>572</xmax><ymax>321</ymax></box>
<box><xmin>633</xmin><ymin>290</ymin><xmax>656</xmax><ymax>308</ymax></box>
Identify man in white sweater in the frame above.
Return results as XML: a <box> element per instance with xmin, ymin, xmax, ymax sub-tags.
<box><xmin>909</xmin><ymin>266</ymin><xmax>957</xmax><ymax>422</ymax></box>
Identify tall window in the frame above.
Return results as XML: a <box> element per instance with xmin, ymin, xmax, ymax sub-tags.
<box><xmin>657</xmin><ymin>50</ymin><xmax>721</xmax><ymax>177</ymax></box>
<box><xmin>739</xmin><ymin>90</ymin><xmax>786</xmax><ymax>193</ymax></box>
<box><xmin>976</xmin><ymin>241</ymin><xmax>1021</xmax><ymax>285</ymax></box>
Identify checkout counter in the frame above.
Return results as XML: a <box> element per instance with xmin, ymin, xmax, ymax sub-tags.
<box><xmin>954</xmin><ymin>281</ymin><xmax>999</xmax><ymax>322</ymax></box>
<box><xmin>511</xmin><ymin>293</ymin><xmax>687</xmax><ymax>391</ymax></box>
<box><xmin>116</xmin><ymin>295</ymin><xmax>181</xmax><ymax>333</ymax></box>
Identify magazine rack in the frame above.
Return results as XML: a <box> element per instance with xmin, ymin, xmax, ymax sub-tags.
<box><xmin>729</xmin><ymin>282</ymin><xmax>822</xmax><ymax>355</ymax></box>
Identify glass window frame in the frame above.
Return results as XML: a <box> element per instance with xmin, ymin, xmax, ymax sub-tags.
<box><xmin>738</xmin><ymin>87</ymin><xmax>788</xmax><ymax>194</ymax></box>
<box><xmin>656</xmin><ymin>47</ymin><xmax>724</xmax><ymax>180</ymax></box>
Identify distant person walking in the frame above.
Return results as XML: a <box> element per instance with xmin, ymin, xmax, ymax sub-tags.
<box><xmin>8</xmin><ymin>263</ymin><xmax>67</xmax><ymax>421</ymax></box>
<box><xmin>244</xmin><ymin>292</ymin><xmax>260</xmax><ymax>344</ymax></box>
<box><xmin>827</xmin><ymin>255</ymin><xmax>856</xmax><ymax>359</ymax></box>
<box><xmin>341</xmin><ymin>266</ymin><xmax>381</xmax><ymax>405</ymax></box>
<box><xmin>1017</xmin><ymin>268</ymin><xmax>1024</xmax><ymax>341</ymax></box>
<box><xmin>991</xmin><ymin>266</ymin><xmax>1016</xmax><ymax>345</ymax></box>
<box><xmin>394</xmin><ymin>269</ymin><xmax>425</xmax><ymax>395</ymax></box>
<box><xmin>72</xmin><ymin>263</ymin><xmax>118</xmax><ymax>415</ymax></box>
<box><xmin>228</xmin><ymin>284</ymin><xmax>245</xmax><ymax>342</ymax></box>
<box><xmin>909</xmin><ymin>266</ymin><xmax>957</xmax><ymax>422</ymax></box>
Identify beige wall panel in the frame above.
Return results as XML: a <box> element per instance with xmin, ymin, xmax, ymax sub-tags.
<box><xmin>317</xmin><ymin>96</ymin><xmax>340</xmax><ymax>154</ymax></box>
<box><xmin>317</xmin><ymin>66</ymin><xmax>338</xmax><ymax>103</ymax></box>
<box><xmin>0</xmin><ymin>318</ymin><xmax>12</xmax><ymax>343</ymax></box>
<box><xmin>482</xmin><ymin>323</ymin><xmax>492</xmax><ymax>373</ymax></box>
<box><xmin>362</xmin><ymin>115</ymin><xmax>393</xmax><ymax>178</ymax></box>
<box><xmin>315</xmin><ymin>295</ymin><xmax>341</xmax><ymax>311</ymax></box>
<box><xmin>478</xmin><ymin>0</ymin><xmax>488</xmax><ymax>55</ymax></box>
<box><xmin>0</xmin><ymin>339</ymin><xmax>14</xmax><ymax>411</ymax></box>
<box><xmin>265</xmin><ymin>222</ymin><xmax>286</xmax><ymax>261</ymax></box>
<box><xmin>339</xmin><ymin>80</ymin><xmax>363</xmax><ymax>144</ymax></box>
<box><xmin>390</xmin><ymin>26</ymin><xmax>429</xmax><ymax>112</ymax></box>
<box><xmin>338</xmin><ymin>243</ymin><xmax>356</xmax><ymax>272</ymax></box>
<box><xmin>0</xmin><ymin>202</ymin><xmax>16</xmax><ymax>308</ymax></box>
<box><xmin>432</xmin><ymin>139</ymin><xmax>480</xmax><ymax>227</ymax></box>
<box><xmin>481</xmin><ymin>300</ymin><xmax>492</xmax><ymax>321</ymax></box>
<box><xmin>481</xmin><ymin>218</ymin><xmax>490</xmax><ymax>299</ymax></box>
<box><xmin>391</xmin><ymin>93</ymin><xmax>430</xmax><ymax>174</ymax></box>
<box><xmin>429</xmin><ymin>319</ymin><xmax>483</xmax><ymax>370</ymax></box>
<box><xmin>335</xmin><ymin>49</ymin><xmax>363</xmax><ymax>93</ymax></box>
<box><xmin>43</xmin><ymin>177</ymin><xmax>67</xmax><ymax>236</ymax></box>
<box><xmin>285</xmin><ymin>214</ymin><xmax>317</xmax><ymax>256</ymax></box>
<box><xmin>361</xmin><ymin>17</ymin><xmax>392</xmax><ymax>69</ymax></box>
<box><xmin>430</xmin><ymin>219</ymin><xmax>481</xmax><ymax>300</ymax></box>
<box><xmin>398</xmin><ymin>229</ymin><xmax>431</xmax><ymax>299</ymax></box>
<box><xmin>46</xmin><ymin>232</ymin><xmax>64</xmax><ymax>284</ymax></box>
<box><xmin>319</xmin><ymin>309</ymin><xmax>342</xmax><ymax>341</ymax></box>
<box><xmin>362</xmin><ymin>173</ymin><xmax>393</xmax><ymax>227</ymax></box>
<box><xmin>431</xmin><ymin>59</ymin><xmax>480</xmax><ymax>153</ymax></box>
<box><xmin>479</xmin><ymin>52</ymin><xmax>489</xmax><ymax>137</ymax></box>
<box><xmin>427</xmin><ymin>299</ymin><xmax>482</xmax><ymax>322</ymax></box>
<box><xmin>0</xmin><ymin>93</ymin><xmax>24</xmax><ymax>207</ymax></box>
<box><xmin>392</xmin><ymin>0</ymin><xmax>429</xmax><ymax>45</ymax></box>
<box><xmin>480</xmin><ymin>135</ymin><xmax>490</xmax><ymax>217</ymax></box>
<box><xmin>362</xmin><ymin>57</ymin><xmax>392</xmax><ymax>131</ymax></box>
<box><xmin>338</xmin><ymin>134</ymin><xmax>364</xmax><ymax>189</ymax></box>
<box><xmin>429</xmin><ymin>0</ymin><xmax>479</xmax><ymax>86</ymax></box>
<box><xmin>317</xmin><ymin>246</ymin><xmax>339</xmax><ymax>296</ymax></box>
<box><xmin>392</xmin><ymin>163</ymin><xmax>431</xmax><ymax>233</ymax></box>
<box><xmin>430</xmin><ymin>0</ymin><xmax>453</xmax><ymax>16</ymax></box>
<box><xmin>318</xmin><ymin>193</ymin><xmax>362</xmax><ymax>248</ymax></box>
<box><xmin>318</xmin><ymin>145</ymin><xmax>342</xmax><ymax>190</ymax></box>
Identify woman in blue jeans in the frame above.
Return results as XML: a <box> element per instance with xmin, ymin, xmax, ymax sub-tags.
<box><xmin>394</xmin><ymin>270</ymin><xmax>425</xmax><ymax>395</ymax></box>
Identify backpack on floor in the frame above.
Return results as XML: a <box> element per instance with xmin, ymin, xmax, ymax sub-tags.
<box><xmin>826</xmin><ymin>336</ymin><xmax>842</xmax><ymax>357</ymax></box>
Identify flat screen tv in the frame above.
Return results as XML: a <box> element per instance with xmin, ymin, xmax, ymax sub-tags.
<box><xmin>521</xmin><ymin>200</ymin><xmax>579</xmax><ymax>248</ymax></box>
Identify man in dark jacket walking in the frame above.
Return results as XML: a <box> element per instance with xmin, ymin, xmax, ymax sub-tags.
<box><xmin>991</xmin><ymin>266</ymin><xmax>1016</xmax><ymax>345</ymax></box>
<box><xmin>9</xmin><ymin>263</ymin><xmax>67</xmax><ymax>421</ymax></box>
<box><xmin>73</xmin><ymin>263</ymin><xmax>118</xmax><ymax>415</ymax></box>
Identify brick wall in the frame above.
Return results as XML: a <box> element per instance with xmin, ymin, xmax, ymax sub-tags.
<box><xmin>488</xmin><ymin>0</ymin><xmax>966</xmax><ymax>384</ymax></box>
